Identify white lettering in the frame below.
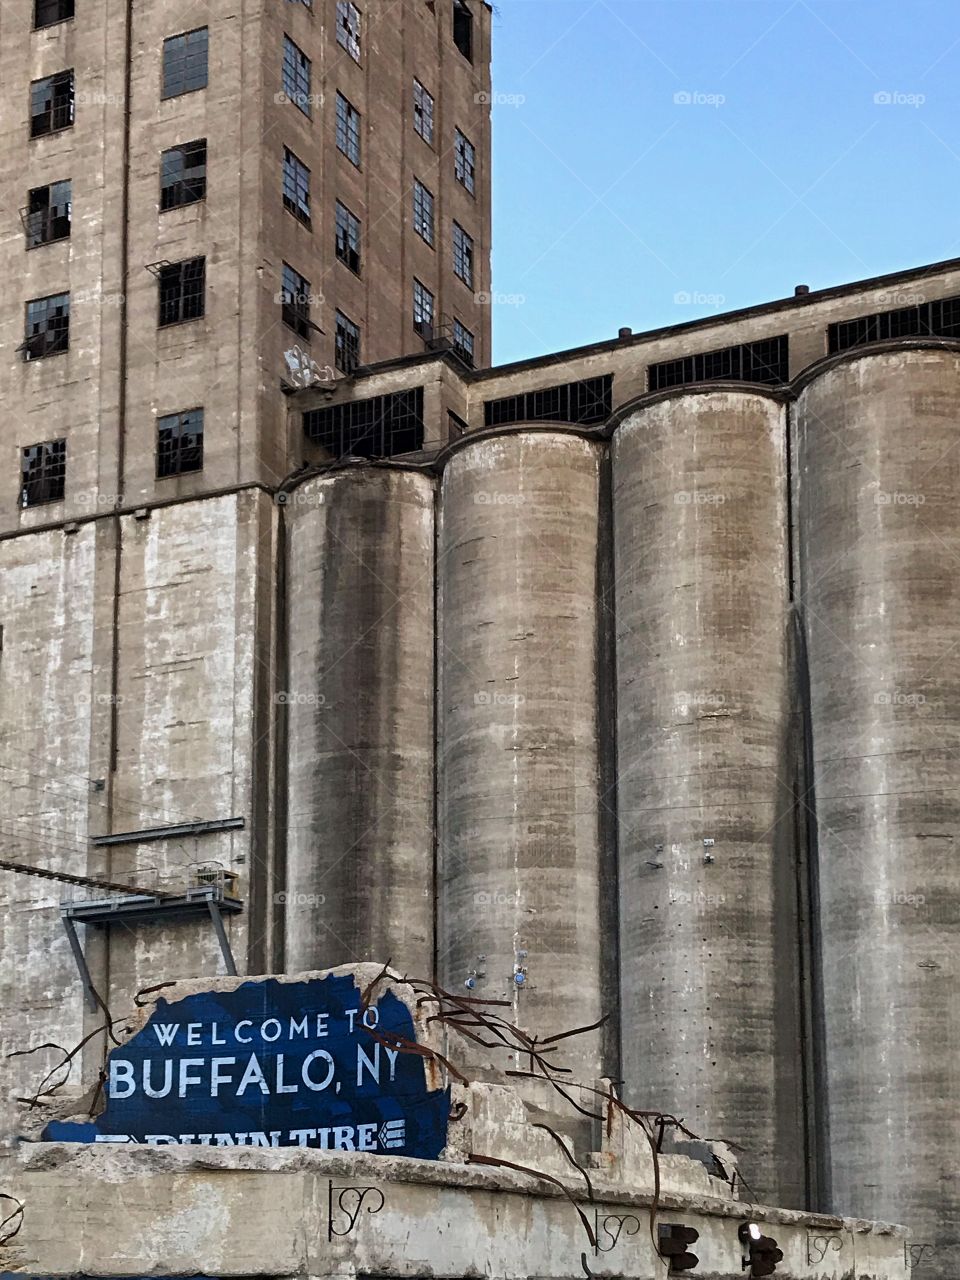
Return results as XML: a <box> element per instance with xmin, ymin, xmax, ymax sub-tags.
<box><xmin>275</xmin><ymin>1054</ymin><xmax>297</xmax><ymax>1094</ymax></box>
<box><xmin>109</xmin><ymin>1058</ymin><xmax>135</xmax><ymax>1099</ymax></box>
<box><xmin>301</xmin><ymin>1049</ymin><xmax>335</xmax><ymax>1091</ymax></box>
<box><xmin>384</xmin><ymin>1046</ymin><xmax>399</xmax><ymax>1082</ymax></box>
<box><xmin>144</xmin><ymin>1134</ymin><xmax>177</xmax><ymax>1144</ymax></box>
<box><xmin>333</xmin><ymin>1126</ymin><xmax>355</xmax><ymax>1150</ymax></box>
<box><xmin>143</xmin><ymin>1057</ymin><xmax>173</xmax><ymax>1099</ymax></box>
<box><xmin>186</xmin><ymin>1023</ymin><xmax>202</xmax><ymax>1046</ymax></box>
<box><xmin>290</xmin><ymin>1128</ymin><xmax>317</xmax><ymax>1146</ymax></box>
<box><xmin>289</xmin><ymin>1015</ymin><xmax>309</xmax><ymax>1039</ymax></box>
<box><xmin>235</xmin><ymin>1020</ymin><xmax>253</xmax><ymax>1044</ymax></box>
<box><xmin>210</xmin><ymin>1057</ymin><xmax>237</xmax><ymax>1097</ymax></box>
<box><xmin>261</xmin><ymin>1018</ymin><xmax>282</xmax><ymax>1043</ymax></box>
<box><xmin>362</xmin><ymin>1007</ymin><xmax>379</xmax><ymax>1029</ymax></box>
<box><xmin>211</xmin><ymin>1023</ymin><xmax>226</xmax><ymax>1046</ymax></box>
<box><xmin>178</xmin><ymin>1059</ymin><xmax>205</xmax><ymax>1098</ymax></box>
<box><xmin>237</xmin><ymin>1053</ymin><xmax>269</xmax><ymax>1096</ymax></box>
<box><xmin>153</xmin><ymin>1024</ymin><xmax>179</xmax><ymax>1047</ymax></box>
<box><xmin>358</xmin><ymin>1123</ymin><xmax>377</xmax><ymax>1151</ymax></box>
<box><xmin>357</xmin><ymin>1042</ymin><xmax>380</xmax><ymax>1086</ymax></box>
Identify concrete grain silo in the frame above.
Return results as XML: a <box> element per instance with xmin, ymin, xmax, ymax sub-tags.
<box><xmin>437</xmin><ymin>429</ymin><xmax>614</xmax><ymax>1084</ymax></box>
<box><xmin>283</xmin><ymin>465</ymin><xmax>437</xmax><ymax>976</ymax></box>
<box><xmin>794</xmin><ymin>342</ymin><xmax>960</xmax><ymax>1268</ymax></box>
<box><xmin>612</xmin><ymin>387</ymin><xmax>805</xmax><ymax>1206</ymax></box>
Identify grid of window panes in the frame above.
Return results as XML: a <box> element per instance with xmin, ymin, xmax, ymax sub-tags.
<box><xmin>20</xmin><ymin>439</ymin><xmax>66</xmax><ymax>507</ymax></box>
<box><xmin>336</xmin><ymin>93</ymin><xmax>361</xmax><ymax>165</ymax></box>
<box><xmin>336</xmin><ymin>0</ymin><xmax>361</xmax><ymax>61</ymax></box>
<box><xmin>157</xmin><ymin>409</ymin><xmax>204</xmax><ymax>478</ymax></box>
<box><xmin>160</xmin><ymin>140</ymin><xmax>207</xmax><ymax>210</ymax></box>
<box><xmin>158</xmin><ymin>259</ymin><xmax>205</xmax><ymax>327</ymax></box>
<box><xmin>413</xmin><ymin>279</ymin><xmax>434</xmax><ymax>336</ymax></box>
<box><xmin>455</xmin><ymin>130</ymin><xmax>476</xmax><ymax>194</ymax></box>
<box><xmin>452</xmin><ymin>319</ymin><xmax>475</xmax><ymax>366</ymax></box>
<box><xmin>282</xmin><ymin>263</ymin><xmax>313</xmax><ymax>339</ymax></box>
<box><xmin>484</xmin><ymin>376</ymin><xmax>614</xmax><ymax>428</ymax></box>
<box><xmin>34</xmin><ymin>0</ymin><xmax>74</xmax><ymax>30</ymax></box>
<box><xmin>162</xmin><ymin>28</ymin><xmax>209</xmax><ymax>99</ymax></box>
<box><xmin>452</xmin><ymin>222</ymin><xmax>473</xmax><ymax>287</ymax></box>
<box><xmin>335</xmin><ymin>202</ymin><xmax>361</xmax><ymax>274</ymax></box>
<box><xmin>23</xmin><ymin>293</ymin><xmax>70</xmax><ymax>360</ymax></box>
<box><xmin>828</xmin><ymin>295</ymin><xmax>960</xmax><ymax>352</ymax></box>
<box><xmin>282</xmin><ymin>148</ymin><xmax>311</xmax><ymax>224</ymax></box>
<box><xmin>335</xmin><ymin>311</ymin><xmax>361</xmax><ymax>373</ymax></box>
<box><xmin>413</xmin><ymin>180</ymin><xmax>435</xmax><ymax>246</ymax></box>
<box><xmin>303</xmin><ymin>389</ymin><xmax>425</xmax><ymax>458</ymax></box>
<box><xmin>413</xmin><ymin>80</ymin><xmax>434</xmax><ymax>144</ymax></box>
<box><xmin>647</xmin><ymin>336</ymin><xmax>789</xmax><ymax>391</ymax></box>
<box><xmin>25</xmin><ymin>180</ymin><xmax>72</xmax><ymax>247</ymax></box>
<box><xmin>282</xmin><ymin>35</ymin><xmax>312</xmax><ymax>115</ymax></box>
<box><xmin>30</xmin><ymin>71</ymin><xmax>74</xmax><ymax>137</ymax></box>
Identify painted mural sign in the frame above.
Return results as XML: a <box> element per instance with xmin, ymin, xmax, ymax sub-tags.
<box><xmin>42</xmin><ymin>973</ymin><xmax>450</xmax><ymax>1159</ymax></box>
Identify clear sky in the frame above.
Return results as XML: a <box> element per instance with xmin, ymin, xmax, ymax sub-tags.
<box><xmin>488</xmin><ymin>0</ymin><xmax>960</xmax><ymax>364</ymax></box>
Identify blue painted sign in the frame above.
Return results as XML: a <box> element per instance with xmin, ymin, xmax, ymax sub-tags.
<box><xmin>43</xmin><ymin>973</ymin><xmax>449</xmax><ymax>1159</ymax></box>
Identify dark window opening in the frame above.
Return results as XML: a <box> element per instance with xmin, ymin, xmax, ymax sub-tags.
<box><xmin>22</xmin><ymin>292</ymin><xmax>70</xmax><ymax>360</ymax></box>
<box><xmin>414</xmin><ymin>179</ymin><xmax>435</xmax><ymax>246</ymax></box>
<box><xmin>413</xmin><ymin>80</ymin><xmax>434</xmax><ymax>144</ymax></box>
<box><xmin>282</xmin><ymin>34</ymin><xmax>312</xmax><ymax>115</ymax></box>
<box><xmin>336</xmin><ymin>92</ymin><xmax>361</xmax><ymax>166</ymax></box>
<box><xmin>647</xmin><ymin>336</ymin><xmax>789</xmax><ymax>391</ymax></box>
<box><xmin>34</xmin><ymin>0</ymin><xmax>74</xmax><ymax>30</ymax></box>
<box><xmin>335</xmin><ymin>201</ymin><xmax>361</xmax><ymax>274</ymax></box>
<box><xmin>31</xmin><ymin>70</ymin><xmax>74</xmax><ymax>137</ymax></box>
<box><xmin>484</xmin><ymin>375</ymin><xmax>614</xmax><ymax>428</ymax></box>
<box><xmin>336</xmin><ymin>0</ymin><xmax>361</xmax><ymax>61</ymax></box>
<box><xmin>158</xmin><ymin>257</ymin><xmax>205</xmax><ymax>327</ymax></box>
<box><xmin>828</xmin><ymin>293</ymin><xmax>960</xmax><ymax>353</ymax></box>
<box><xmin>413</xmin><ymin>279</ymin><xmax>434</xmax><ymax>337</ymax></box>
<box><xmin>455</xmin><ymin>129</ymin><xmax>476</xmax><ymax>195</ymax></box>
<box><xmin>453</xmin><ymin>318</ymin><xmax>475</xmax><ymax>366</ymax></box>
<box><xmin>453</xmin><ymin>221</ymin><xmax>474</xmax><ymax>287</ymax></box>
<box><xmin>281</xmin><ymin>262</ymin><xmax>313</xmax><ymax>340</ymax></box>
<box><xmin>282</xmin><ymin>147</ymin><xmax>311</xmax><ymax>225</ymax></box>
<box><xmin>453</xmin><ymin>0</ymin><xmax>473</xmax><ymax>60</ymax></box>
<box><xmin>162</xmin><ymin>28</ymin><xmax>209</xmax><ymax>99</ymax></box>
<box><xmin>23</xmin><ymin>180</ymin><xmax>71</xmax><ymax>248</ymax></box>
<box><xmin>304</xmin><ymin>388</ymin><xmax>425</xmax><ymax>459</ymax></box>
<box><xmin>160</xmin><ymin>139</ymin><xmax>207</xmax><ymax>210</ymax></box>
<box><xmin>20</xmin><ymin>439</ymin><xmax>66</xmax><ymax>508</ymax></box>
<box><xmin>157</xmin><ymin>408</ymin><xmax>204</xmax><ymax>478</ymax></box>
<box><xmin>335</xmin><ymin>311</ymin><xmax>361</xmax><ymax>374</ymax></box>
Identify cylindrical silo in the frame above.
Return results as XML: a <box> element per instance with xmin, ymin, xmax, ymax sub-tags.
<box><xmin>613</xmin><ymin>387</ymin><xmax>804</xmax><ymax>1206</ymax></box>
<box><xmin>283</xmin><ymin>465</ymin><xmax>436</xmax><ymax>976</ymax></box>
<box><xmin>438</xmin><ymin>429</ymin><xmax>612</xmax><ymax>1084</ymax></box>
<box><xmin>795</xmin><ymin>343</ymin><xmax>960</xmax><ymax>1268</ymax></box>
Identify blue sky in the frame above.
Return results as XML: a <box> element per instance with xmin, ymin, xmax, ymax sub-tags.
<box><xmin>488</xmin><ymin>0</ymin><xmax>960</xmax><ymax>364</ymax></box>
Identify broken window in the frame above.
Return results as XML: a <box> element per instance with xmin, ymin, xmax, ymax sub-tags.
<box><xmin>30</xmin><ymin>70</ymin><xmax>74</xmax><ymax>138</ymax></box>
<box><xmin>413</xmin><ymin>179</ymin><xmax>435</xmax><ymax>246</ymax></box>
<box><xmin>282</xmin><ymin>147</ymin><xmax>311</xmax><ymax>225</ymax></box>
<box><xmin>162</xmin><ymin>28</ymin><xmax>209</xmax><ymax>99</ymax></box>
<box><xmin>454</xmin><ymin>129</ymin><xmax>476</xmax><ymax>195</ymax></box>
<box><xmin>158</xmin><ymin>258</ymin><xmax>205</xmax><ymax>327</ymax></box>
<box><xmin>336</xmin><ymin>92</ymin><xmax>361</xmax><ymax>166</ymax></box>
<box><xmin>22</xmin><ymin>293</ymin><xmax>70</xmax><ymax>360</ymax></box>
<box><xmin>282</xmin><ymin>262</ymin><xmax>313</xmax><ymax>340</ymax></box>
<box><xmin>828</xmin><ymin>293</ymin><xmax>960</xmax><ymax>352</ymax></box>
<box><xmin>24</xmin><ymin>180</ymin><xmax>71</xmax><ymax>248</ymax></box>
<box><xmin>484</xmin><ymin>375</ymin><xmax>614</xmax><ymax>428</ymax></box>
<box><xmin>304</xmin><ymin>389</ymin><xmax>425</xmax><ymax>458</ymax></box>
<box><xmin>413</xmin><ymin>80</ymin><xmax>434</xmax><ymax>144</ymax></box>
<box><xmin>413</xmin><ymin>279</ymin><xmax>434</xmax><ymax>337</ymax></box>
<box><xmin>335</xmin><ymin>201</ymin><xmax>361</xmax><ymax>274</ymax></box>
<box><xmin>336</xmin><ymin>0</ymin><xmax>361</xmax><ymax>61</ymax></box>
<box><xmin>34</xmin><ymin>0</ymin><xmax>74</xmax><ymax>30</ymax></box>
<box><xmin>453</xmin><ymin>0</ymin><xmax>473</xmax><ymax>61</ymax></box>
<box><xmin>647</xmin><ymin>336</ymin><xmax>789</xmax><ymax>390</ymax></box>
<box><xmin>282</xmin><ymin>34</ymin><xmax>312</xmax><ymax>115</ymax></box>
<box><xmin>160</xmin><ymin>140</ymin><xmax>207</xmax><ymax>210</ymax></box>
<box><xmin>452</xmin><ymin>221</ymin><xmax>474</xmax><ymax>287</ymax></box>
<box><xmin>157</xmin><ymin>408</ymin><xmax>204</xmax><ymax>478</ymax></box>
<box><xmin>20</xmin><ymin>439</ymin><xmax>66</xmax><ymax>508</ymax></box>
<box><xmin>335</xmin><ymin>311</ymin><xmax>361</xmax><ymax>374</ymax></box>
<box><xmin>452</xmin><ymin>318</ymin><xmax>475</xmax><ymax>366</ymax></box>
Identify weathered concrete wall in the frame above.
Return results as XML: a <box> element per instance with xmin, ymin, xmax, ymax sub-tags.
<box><xmin>794</xmin><ymin>345</ymin><xmax>960</xmax><ymax>1270</ymax></box>
<box><xmin>437</xmin><ymin>430</ymin><xmax>611</xmax><ymax>1084</ymax></box>
<box><xmin>284</xmin><ymin>468</ymin><xmax>436</xmax><ymax>976</ymax></box>
<box><xmin>612</xmin><ymin>388</ymin><xmax>804</xmax><ymax>1208</ymax></box>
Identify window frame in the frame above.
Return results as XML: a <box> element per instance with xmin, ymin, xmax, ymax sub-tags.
<box><xmin>281</xmin><ymin>262</ymin><xmax>313</xmax><ymax>341</ymax></box>
<box><xmin>156</xmin><ymin>408</ymin><xmax>205</xmax><ymax>479</ymax></box>
<box><xmin>157</xmin><ymin>257</ymin><xmax>206</xmax><ymax>328</ymax></box>
<box><xmin>335</xmin><ymin>200</ymin><xmax>362</xmax><ymax>275</ymax></box>
<box><xmin>335</xmin><ymin>91</ymin><xmax>362</xmax><ymax>167</ymax></box>
<box><xmin>335</xmin><ymin>310</ymin><xmax>361</xmax><ymax>374</ymax></box>
<box><xmin>33</xmin><ymin>0</ymin><xmax>74</xmax><ymax>31</ymax></box>
<box><xmin>161</xmin><ymin>28</ymin><xmax>209</xmax><ymax>101</ymax></box>
<box><xmin>453</xmin><ymin>0</ymin><xmax>473</xmax><ymax>61</ymax></box>
<box><xmin>413</xmin><ymin>79</ymin><xmax>435</xmax><ymax>145</ymax></box>
<box><xmin>336</xmin><ymin>0</ymin><xmax>362</xmax><ymax>62</ymax></box>
<box><xmin>282</xmin><ymin>34</ymin><xmax>313</xmax><ymax>116</ymax></box>
<box><xmin>452</xmin><ymin>318</ymin><xmax>475</xmax><ymax>366</ymax></box>
<box><xmin>20</xmin><ymin>439</ymin><xmax>66</xmax><ymax>508</ymax></box>
<box><xmin>30</xmin><ymin>70</ymin><xmax>75</xmax><ymax>138</ymax></box>
<box><xmin>24</xmin><ymin>179</ymin><xmax>72</xmax><ymax>249</ymax></box>
<box><xmin>455</xmin><ymin>128</ymin><xmax>476</xmax><ymax>196</ymax></box>
<box><xmin>23</xmin><ymin>292</ymin><xmax>70</xmax><ymax>361</ymax></box>
<box><xmin>452</xmin><ymin>221</ymin><xmax>474</xmax><ymax>288</ymax></box>
<box><xmin>413</xmin><ymin>278</ymin><xmax>434</xmax><ymax>337</ymax></box>
<box><xmin>413</xmin><ymin>178</ymin><xmax>435</xmax><ymax>247</ymax></box>
<box><xmin>160</xmin><ymin>139</ymin><xmax>207</xmax><ymax>211</ymax></box>
<box><xmin>282</xmin><ymin>147</ymin><xmax>312</xmax><ymax>226</ymax></box>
